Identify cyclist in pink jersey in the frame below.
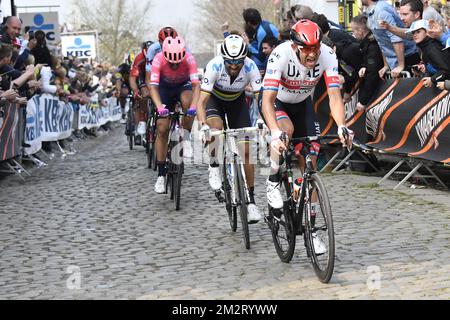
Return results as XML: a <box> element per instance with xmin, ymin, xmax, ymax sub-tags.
<box><xmin>150</xmin><ymin>36</ymin><xmax>200</xmax><ymax>194</ymax></box>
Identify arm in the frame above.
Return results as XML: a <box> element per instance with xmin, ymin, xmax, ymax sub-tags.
<box><xmin>391</xmin><ymin>42</ymin><xmax>405</xmax><ymax>77</ymax></box>
<box><xmin>150</xmin><ymin>85</ymin><xmax>162</xmax><ymax>108</ymax></box>
<box><xmin>261</xmin><ymin>89</ymin><xmax>279</xmax><ymax>132</ymax></box>
<box><xmin>328</xmin><ymin>88</ymin><xmax>346</xmax><ymax>127</ymax></box>
<box><xmin>196</xmin><ymin>91</ymin><xmax>211</xmax><ymax>125</ymax></box>
<box><xmin>129</xmin><ymin>76</ymin><xmax>139</xmax><ymax>96</ymax></box>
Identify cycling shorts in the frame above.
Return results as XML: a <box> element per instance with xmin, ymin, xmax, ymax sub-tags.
<box><xmin>274</xmin><ymin>97</ymin><xmax>321</xmax><ymax>156</ymax></box>
<box><xmin>206</xmin><ymin>93</ymin><xmax>253</xmax><ymax>142</ymax></box>
<box><xmin>158</xmin><ymin>81</ymin><xmax>192</xmax><ymax>111</ymax></box>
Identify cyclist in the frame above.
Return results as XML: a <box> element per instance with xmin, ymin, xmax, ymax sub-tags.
<box><xmin>197</xmin><ymin>35</ymin><xmax>263</xmax><ymax>223</ymax></box>
<box><xmin>145</xmin><ymin>27</ymin><xmax>178</xmax><ymax>86</ymax></box>
<box><xmin>262</xmin><ymin>20</ymin><xmax>354</xmax><ymax>251</ymax></box>
<box><xmin>130</xmin><ymin>40</ymin><xmax>154</xmax><ymax>144</ymax></box>
<box><xmin>114</xmin><ymin>55</ymin><xmax>133</xmax><ymax>124</ymax></box>
<box><xmin>150</xmin><ymin>36</ymin><xmax>200</xmax><ymax>193</ymax></box>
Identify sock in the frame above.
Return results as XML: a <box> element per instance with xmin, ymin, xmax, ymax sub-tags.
<box><xmin>249</xmin><ymin>187</ymin><xmax>255</xmax><ymax>204</ymax></box>
<box><xmin>210</xmin><ymin>157</ymin><xmax>219</xmax><ymax>168</ymax></box>
<box><xmin>158</xmin><ymin>162</ymin><xmax>167</xmax><ymax>177</ymax></box>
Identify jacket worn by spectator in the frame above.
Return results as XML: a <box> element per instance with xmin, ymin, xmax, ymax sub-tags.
<box><xmin>248</xmin><ymin>21</ymin><xmax>280</xmax><ymax>71</ymax></box>
<box><xmin>334</xmin><ymin>39</ymin><xmax>363</xmax><ymax>95</ymax></box>
<box><xmin>417</xmin><ymin>36</ymin><xmax>450</xmax><ymax>84</ymax></box>
<box><xmin>359</xmin><ymin>32</ymin><xmax>385</xmax><ymax>106</ymax></box>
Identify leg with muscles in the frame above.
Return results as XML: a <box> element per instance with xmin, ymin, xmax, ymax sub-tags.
<box><xmin>155</xmin><ymin>118</ymin><xmax>170</xmax><ymax>193</ymax></box>
<box><xmin>180</xmin><ymin>88</ymin><xmax>195</xmax><ymax>158</ymax></box>
<box><xmin>267</xmin><ymin>111</ymin><xmax>294</xmax><ymax>210</ymax></box>
<box><xmin>137</xmin><ymin>87</ymin><xmax>150</xmax><ymax>135</ymax></box>
<box><xmin>206</xmin><ymin>116</ymin><xmax>224</xmax><ymax>191</ymax></box>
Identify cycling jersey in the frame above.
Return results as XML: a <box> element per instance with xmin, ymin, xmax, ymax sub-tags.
<box><xmin>145</xmin><ymin>42</ymin><xmax>162</xmax><ymax>73</ymax></box>
<box><xmin>130</xmin><ymin>51</ymin><xmax>147</xmax><ymax>84</ymax></box>
<box><xmin>263</xmin><ymin>41</ymin><xmax>340</xmax><ymax>104</ymax></box>
<box><xmin>150</xmin><ymin>52</ymin><xmax>199</xmax><ymax>87</ymax></box>
<box><xmin>201</xmin><ymin>56</ymin><xmax>262</xmax><ymax>102</ymax></box>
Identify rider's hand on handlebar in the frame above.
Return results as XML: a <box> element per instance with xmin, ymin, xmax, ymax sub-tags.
<box><xmin>270</xmin><ymin>130</ymin><xmax>287</xmax><ymax>155</ymax></box>
<box><xmin>338</xmin><ymin>126</ymin><xmax>355</xmax><ymax>151</ymax></box>
<box><xmin>157</xmin><ymin>104</ymin><xmax>169</xmax><ymax>118</ymax></box>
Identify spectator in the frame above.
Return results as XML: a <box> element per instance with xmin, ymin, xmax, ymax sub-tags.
<box><xmin>291</xmin><ymin>4</ymin><xmax>314</xmax><ymax>21</ymax></box>
<box><xmin>0</xmin><ymin>16</ymin><xmax>21</xmax><ymax>48</ymax></box>
<box><xmin>310</xmin><ymin>12</ymin><xmax>357</xmax><ymax>45</ymax></box>
<box><xmin>407</xmin><ymin>19</ymin><xmax>450</xmax><ymax>87</ymax></box>
<box><xmin>381</xmin><ymin>0</ymin><xmax>423</xmax><ymax>37</ymax></box>
<box><xmin>351</xmin><ymin>15</ymin><xmax>385</xmax><ymax>112</ymax></box>
<box><xmin>421</xmin><ymin>0</ymin><xmax>445</xmax><ymax>25</ymax></box>
<box><xmin>436</xmin><ymin>38</ymin><xmax>450</xmax><ymax>91</ymax></box>
<box><xmin>242</xmin><ymin>8</ymin><xmax>280</xmax><ymax>72</ymax></box>
<box><xmin>261</xmin><ymin>36</ymin><xmax>279</xmax><ymax>60</ymax></box>
<box><xmin>30</xmin><ymin>30</ymin><xmax>52</xmax><ymax>67</ymax></box>
<box><xmin>334</xmin><ymin>38</ymin><xmax>364</xmax><ymax>103</ymax></box>
<box><xmin>363</xmin><ymin>0</ymin><xmax>420</xmax><ymax>77</ymax></box>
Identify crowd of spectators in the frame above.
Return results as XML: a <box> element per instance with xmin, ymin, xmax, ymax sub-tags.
<box><xmin>222</xmin><ymin>1</ymin><xmax>449</xmax><ymax>114</ymax></box>
<box><xmin>0</xmin><ymin>15</ymin><xmax>122</xmax><ymax>156</ymax></box>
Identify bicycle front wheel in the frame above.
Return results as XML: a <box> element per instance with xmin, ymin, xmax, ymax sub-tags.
<box><xmin>304</xmin><ymin>173</ymin><xmax>335</xmax><ymax>283</ymax></box>
<box><xmin>235</xmin><ymin>162</ymin><xmax>250</xmax><ymax>250</ymax></box>
<box><xmin>270</xmin><ymin>174</ymin><xmax>296</xmax><ymax>263</ymax></box>
<box><xmin>222</xmin><ymin>162</ymin><xmax>237</xmax><ymax>232</ymax></box>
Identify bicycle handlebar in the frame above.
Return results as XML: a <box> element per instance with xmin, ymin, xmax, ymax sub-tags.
<box><xmin>209</xmin><ymin>127</ymin><xmax>258</xmax><ymax>137</ymax></box>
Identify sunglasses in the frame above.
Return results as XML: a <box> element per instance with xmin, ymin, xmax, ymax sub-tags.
<box><xmin>297</xmin><ymin>44</ymin><xmax>320</xmax><ymax>54</ymax></box>
<box><xmin>224</xmin><ymin>59</ymin><xmax>245</xmax><ymax>66</ymax></box>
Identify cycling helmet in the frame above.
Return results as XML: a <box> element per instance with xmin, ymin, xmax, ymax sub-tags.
<box><xmin>126</xmin><ymin>52</ymin><xmax>135</xmax><ymax>66</ymax></box>
<box><xmin>117</xmin><ymin>63</ymin><xmax>130</xmax><ymax>74</ymax></box>
<box><xmin>158</xmin><ymin>27</ymin><xmax>178</xmax><ymax>43</ymax></box>
<box><xmin>142</xmin><ymin>40</ymin><xmax>154</xmax><ymax>50</ymax></box>
<box><xmin>221</xmin><ymin>35</ymin><xmax>248</xmax><ymax>60</ymax></box>
<box><xmin>290</xmin><ymin>19</ymin><xmax>323</xmax><ymax>47</ymax></box>
<box><xmin>162</xmin><ymin>36</ymin><xmax>186</xmax><ymax>64</ymax></box>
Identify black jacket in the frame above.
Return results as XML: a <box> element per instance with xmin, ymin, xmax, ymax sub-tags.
<box><xmin>358</xmin><ymin>32</ymin><xmax>385</xmax><ymax>106</ymax></box>
<box><xmin>334</xmin><ymin>39</ymin><xmax>363</xmax><ymax>94</ymax></box>
<box><xmin>417</xmin><ymin>37</ymin><xmax>450</xmax><ymax>84</ymax></box>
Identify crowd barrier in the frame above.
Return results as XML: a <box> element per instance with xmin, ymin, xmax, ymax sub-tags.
<box><xmin>0</xmin><ymin>94</ymin><xmax>123</xmax><ymax>162</ymax></box>
<box><xmin>314</xmin><ymin>77</ymin><xmax>450</xmax><ymax>164</ymax></box>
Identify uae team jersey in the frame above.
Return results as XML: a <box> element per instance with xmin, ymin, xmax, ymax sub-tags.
<box><xmin>263</xmin><ymin>41</ymin><xmax>340</xmax><ymax>104</ymax></box>
<box><xmin>201</xmin><ymin>56</ymin><xmax>262</xmax><ymax>101</ymax></box>
<box><xmin>150</xmin><ymin>52</ymin><xmax>199</xmax><ymax>87</ymax></box>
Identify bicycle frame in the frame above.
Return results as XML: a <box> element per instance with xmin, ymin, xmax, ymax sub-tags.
<box><xmin>211</xmin><ymin>122</ymin><xmax>257</xmax><ymax>208</ymax></box>
<box><xmin>281</xmin><ymin>135</ymin><xmax>338</xmax><ymax>235</ymax></box>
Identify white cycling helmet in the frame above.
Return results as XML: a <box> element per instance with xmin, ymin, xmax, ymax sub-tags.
<box><xmin>221</xmin><ymin>35</ymin><xmax>248</xmax><ymax>60</ymax></box>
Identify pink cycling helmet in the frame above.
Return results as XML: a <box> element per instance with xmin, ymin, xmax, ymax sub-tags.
<box><xmin>162</xmin><ymin>36</ymin><xmax>186</xmax><ymax>64</ymax></box>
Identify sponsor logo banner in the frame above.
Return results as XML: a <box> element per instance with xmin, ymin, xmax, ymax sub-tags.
<box><xmin>20</xmin><ymin>12</ymin><xmax>60</xmax><ymax>44</ymax></box>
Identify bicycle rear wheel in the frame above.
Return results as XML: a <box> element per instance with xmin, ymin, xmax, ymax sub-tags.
<box><xmin>235</xmin><ymin>162</ymin><xmax>250</xmax><ymax>250</ymax></box>
<box><xmin>173</xmin><ymin>163</ymin><xmax>183</xmax><ymax>211</ymax></box>
<box><xmin>222</xmin><ymin>162</ymin><xmax>237</xmax><ymax>232</ymax></box>
<box><xmin>304</xmin><ymin>173</ymin><xmax>335</xmax><ymax>283</ymax></box>
<box><xmin>269</xmin><ymin>175</ymin><xmax>296</xmax><ymax>263</ymax></box>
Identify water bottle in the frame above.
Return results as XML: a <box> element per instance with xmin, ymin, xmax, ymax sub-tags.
<box><xmin>293</xmin><ymin>177</ymin><xmax>303</xmax><ymax>202</ymax></box>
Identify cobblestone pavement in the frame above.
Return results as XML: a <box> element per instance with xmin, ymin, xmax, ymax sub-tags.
<box><xmin>0</xmin><ymin>125</ymin><xmax>449</xmax><ymax>300</ymax></box>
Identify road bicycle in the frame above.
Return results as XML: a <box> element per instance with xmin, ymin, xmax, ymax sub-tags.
<box><xmin>210</xmin><ymin>124</ymin><xmax>258</xmax><ymax>250</ymax></box>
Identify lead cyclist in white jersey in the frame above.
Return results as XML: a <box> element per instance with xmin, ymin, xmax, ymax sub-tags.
<box><xmin>262</xmin><ymin>20</ymin><xmax>354</xmax><ymax>250</ymax></box>
<box><xmin>197</xmin><ymin>35</ymin><xmax>263</xmax><ymax>223</ymax></box>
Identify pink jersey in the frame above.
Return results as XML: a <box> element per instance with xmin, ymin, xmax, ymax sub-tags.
<box><xmin>150</xmin><ymin>52</ymin><xmax>199</xmax><ymax>86</ymax></box>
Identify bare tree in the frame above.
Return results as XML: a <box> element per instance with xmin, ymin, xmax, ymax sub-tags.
<box><xmin>194</xmin><ymin>0</ymin><xmax>281</xmax><ymax>52</ymax></box>
<box><xmin>68</xmin><ymin>0</ymin><xmax>153</xmax><ymax>65</ymax></box>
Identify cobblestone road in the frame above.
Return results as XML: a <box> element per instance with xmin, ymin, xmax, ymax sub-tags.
<box><xmin>0</xmin><ymin>125</ymin><xmax>449</xmax><ymax>300</ymax></box>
